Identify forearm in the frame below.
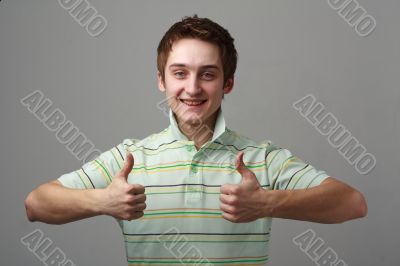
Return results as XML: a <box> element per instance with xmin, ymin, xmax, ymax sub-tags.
<box><xmin>265</xmin><ymin>178</ymin><xmax>367</xmax><ymax>223</ymax></box>
<box><xmin>25</xmin><ymin>181</ymin><xmax>106</xmax><ymax>224</ymax></box>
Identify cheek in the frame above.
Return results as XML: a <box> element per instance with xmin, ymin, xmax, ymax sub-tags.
<box><xmin>163</xmin><ymin>88</ymin><xmax>178</xmax><ymax>99</ymax></box>
<box><xmin>164</xmin><ymin>79</ymin><xmax>181</xmax><ymax>95</ymax></box>
<box><xmin>204</xmin><ymin>85</ymin><xmax>224</xmax><ymax>99</ymax></box>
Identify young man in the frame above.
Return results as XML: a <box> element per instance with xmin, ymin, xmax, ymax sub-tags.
<box><xmin>25</xmin><ymin>15</ymin><xmax>367</xmax><ymax>265</ymax></box>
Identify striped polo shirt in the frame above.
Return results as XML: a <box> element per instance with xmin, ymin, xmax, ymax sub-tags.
<box><xmin>58</xmin><ymin>108</ymin><xmax>329</xmax><ymax>265</ymax></box>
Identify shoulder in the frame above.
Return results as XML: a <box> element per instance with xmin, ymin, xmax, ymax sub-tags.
<box><xmin>224</xmin><ymin>127</ymin><xmax>274</xmax><ymax>148</ymax></box>
<box><xmin>223</xmin><ymin>128</ymin><xmax>280</xmax><ymax>155</ymax></box>
<box><xmin>119</xmin><ymin>127</ymin><xmax>172</xmax><ymax>152</ymax></box>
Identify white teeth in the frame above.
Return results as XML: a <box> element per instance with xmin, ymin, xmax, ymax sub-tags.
<box><xmin>181</xmin><ymin>100</ymin><xmax>205</xmax><ymax>106</ymax></box>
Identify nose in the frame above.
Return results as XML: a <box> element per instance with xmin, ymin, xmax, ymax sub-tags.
<box><xmin>185</xmin><ymin>76</ymin><xmax>202</xmax><ymax>97</ymax></box>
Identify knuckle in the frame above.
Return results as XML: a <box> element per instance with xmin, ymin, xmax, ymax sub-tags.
<box><xmin>229</xmin><ymin>196</ymin><xmax>238</xmax><ymax>205</ymax></box>
<box><xmin>136</xmin><ymin>194</ymin><xmax>146</xmax><ymax>202</ymax></box>
<box><xmin>131</xmin><ymin>194</ymin><xmax>142</xmax><ymax>203</ymax></box>
<box><xmin>220</xmin><ymin>185</ymin><xmax>227</xmax><ymax>193</ymax></box>
<box><xmin>122</xmin><ymin>213</ymin><xmax>131</xmax><ymax>220</ymax></box>
<box><xmin>132</xmin><ymin>184</ymin><xmax>145</xmax><ymax>194</ymax></box>
<box><xmin>125</xmin><ymin>185</ymin><xmax>134</xmax><ymax>194</ymax></box>
<box><xmin>133</xmin><ymin>203</ymin><xmax>142</xmax><ymax>211</ymax></box>
<box><xmin>231</xmin><ymin>207</ymin><xmax>239</xmax><ymax>215</ymax></box>
<box><xmin>219</xmin><ymin>194</ymin><xmax>224</xmax><ymax>202</ymax></box>
<box><xmin>135</xmin><ymin>211</ymin><xmax>144</xmax><ymax>219</ymax></box>
<box><xmin>134</xmin><ymin>183</ymin><xmax>144</xmax><ymax>189</ymax></box>
<box><xmin>231</xmin><ymin>186</ymin><xmax>240</xmax><ymax>194</ymax></box>
<box><xmin>230</xmin><ymin>215</ymin><xmax>239</xmax><ymax>223</ymax></box>
<box><xmin>124</xmin><ymin>195</ymin><xmax>135</xmax><ymax>203</ymax></box>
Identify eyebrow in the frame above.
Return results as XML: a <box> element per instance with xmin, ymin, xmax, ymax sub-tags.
<box><xmin>168</xmin><ymin>63</ymin><xmax>220</xmax><ymax>70</ymax></box>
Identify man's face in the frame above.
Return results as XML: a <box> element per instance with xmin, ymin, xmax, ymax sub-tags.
<box><xmin>158</xmin><ymin>38</ymin><xmax>233</xmax><ymax>130</ymax></box>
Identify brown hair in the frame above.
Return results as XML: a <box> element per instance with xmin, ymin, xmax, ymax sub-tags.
<box><xmin>157</xmin><ymin>15</ymin><xmax>238</xmax><ymax>85</ymax></box>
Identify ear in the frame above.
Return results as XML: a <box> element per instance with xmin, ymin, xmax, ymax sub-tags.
<box><xmin>223</xmin><ymin>77</ymin><xmax>234</xmax><ymax>95</ymax></box>
<box><xmin>157</xmin><ymin>71</ymin><xmax>166</xmax><ymax>92</ymax></box>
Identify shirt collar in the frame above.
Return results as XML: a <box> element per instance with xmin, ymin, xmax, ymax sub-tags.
<box><xmin>168</xmin><ymin>108</ymin><xmax>227</xmax><ymax>142</ymax></box>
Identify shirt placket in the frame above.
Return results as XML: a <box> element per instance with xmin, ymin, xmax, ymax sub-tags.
<box><xmin>185</xmin><ymin>142</ymin><xmax>203</xmax><ymax>204</ymax></box>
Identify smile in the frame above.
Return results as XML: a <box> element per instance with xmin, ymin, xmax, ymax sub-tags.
<box><xmin>179</xmin><ymin>99</ymin><xmax>207</xmax><ymax>106</ymax></box>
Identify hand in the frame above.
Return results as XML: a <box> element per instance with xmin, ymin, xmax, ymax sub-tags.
<box><xmin>101</xmin><ymin>152</ymin><xmax>146</xmax><ymax>220</ymax></box>
<box><xmin>220</xmin><ymin>151</ymin><xmax>267</xmax><ymax>223</ymax></box>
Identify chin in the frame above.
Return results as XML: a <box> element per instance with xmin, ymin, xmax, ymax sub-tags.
<box><xmin>179</xmin><ymin>113</ymin><xmax>204</xmax><ymax>126</ymax></box>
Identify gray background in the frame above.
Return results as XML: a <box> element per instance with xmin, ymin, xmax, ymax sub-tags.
<box><xmin>1</xmin><ymin>0</ymin><xmax>399</xmax><ymax>265</ymax></box>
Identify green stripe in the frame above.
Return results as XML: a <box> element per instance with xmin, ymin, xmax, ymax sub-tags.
<box><xmin>94</xmin><ymin>159</ymin><xmax>112</xmax><ymax>183</ymax></box>
<box><xmin>267</xmin><ymin>149</ymin><xmax>283</xmax><ymax>167</ymax></box>
<box><xmin>144</xmin><ymin>211</ymin><xmax>221</xmax><ymax>216</ymax></box>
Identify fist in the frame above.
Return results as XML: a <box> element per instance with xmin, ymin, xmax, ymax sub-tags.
<box><xmin>220</xmin><ymin>151</ymin><xmax>266</xmax><ymax>223</ymax></box>
<box><xmin>102</xmin><ymin>152</ymin><xmax>146</xmax><ymax>220</ymax></box>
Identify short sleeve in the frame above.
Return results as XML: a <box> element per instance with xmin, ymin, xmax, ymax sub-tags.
<box><xmin>58</xmin><ymin>142</ymin><xmax>127</xmax><ymax>189</ymax></box>
<box><xmin>266</xmin><ymin>148</ymin><xmax>329</xmax><ymax>190</ymax></box>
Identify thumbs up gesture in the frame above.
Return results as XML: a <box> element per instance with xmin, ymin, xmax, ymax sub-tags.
<box><xmin>220</xmin><ymin>152</ymin><xmax>268</xmax><ymax>223</ymax></box>
<box><xmin>101</xmin><ymin>152</ymin><xmax>146</xmax><ymax>220</ymax></box>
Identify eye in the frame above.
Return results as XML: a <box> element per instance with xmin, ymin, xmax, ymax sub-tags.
<box><xmin>173</xmin><ymin>71</ymin><xmax>186</xmax><ymax>79</ymax></box>
<box><xmin>201</xmin><ymin>72</ymin><xmax>215</xmax><ymax>80</ymax></box>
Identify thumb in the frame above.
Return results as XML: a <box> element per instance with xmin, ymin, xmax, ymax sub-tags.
<box><xmin>235</xmin><ymin>151</ymin><xmax>259</xmax><ymax>184</ymax></box>
<box><xmin>118</xmin><ymin>152</ymin><xmax>134</xmax><ymax>181</ymax></box>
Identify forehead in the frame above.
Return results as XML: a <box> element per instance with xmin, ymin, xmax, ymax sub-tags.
<box><xmin>166</xmin><ymin>38</ymin><xmax>222</xmax><ymax>68</ymax></box>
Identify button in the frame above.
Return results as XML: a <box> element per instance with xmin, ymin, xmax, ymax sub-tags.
<box><xmin>191</xmin><ymin>166</ymin><xmax>198</xmax><ymax>173</ymax></box>
<box><xmin>186</xmin><ymin>145</ymin><xmax>194</xmax><ymax>152</ymax></box>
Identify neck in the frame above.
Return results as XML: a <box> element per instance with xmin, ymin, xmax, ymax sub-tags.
<box><xmin>176</xmin><ymin>108</ymin><xmax>220</xmax><ymax>149</ymax></box>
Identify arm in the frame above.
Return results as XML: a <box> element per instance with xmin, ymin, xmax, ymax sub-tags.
<box><xmin>263</xmin><ymin>177</ymin><xmax>368</xmax><ymax>223</ymax></box>
<box><xmin>24</xmin><ymin>153</ymin><xmax>146</xmax><ymax>225</ymax></box>
<box><xmin>220</xmin><ymin>152</ymin><xmax>367</xmax><ymax>224</ymax></box>
<box><xmin>25</xmin><ymin>180</ymin><xmax>106</xmax><ymax>224</ymax></box>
